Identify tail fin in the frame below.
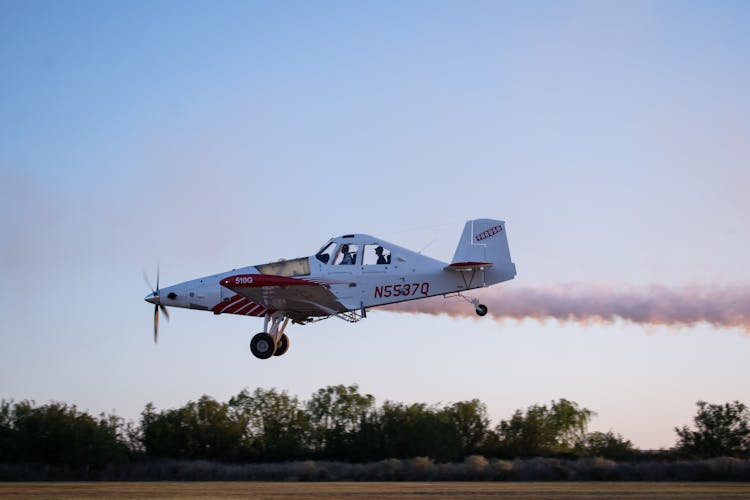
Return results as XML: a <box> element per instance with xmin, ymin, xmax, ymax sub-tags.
<box><xmin>451</xmin><ymin>219</ymin><xmax>516</xmax><ymax>275</ymax></box>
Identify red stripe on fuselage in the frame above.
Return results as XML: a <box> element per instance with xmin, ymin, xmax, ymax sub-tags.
<box><xmin>223</xmin><ymin>298</ymin><xmax>251</xmax><ymax>314</ymax></box>
<box><xmin>211</xmin><ymin>294</ymin><xmax>244</xmax><ymax>314</ymax></box>
<box><xmin>233</xmin><ymin>302</ymin><xmax>256</xmax><ymax>315</ymax></box>
<box><xmin>221</xmin><ymin>274</ymin><xmax>320</xmax><ymax>289</ymax></box>
<box><xmin>247</xmin><ymin>305</ymin><xmax>266</xmax><ymax>316</ymax></box>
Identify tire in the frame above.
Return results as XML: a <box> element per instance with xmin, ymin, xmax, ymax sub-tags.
<box><xmin>273</xmin><ymin>334</ymin><xmax>290</xmax><ymax>356</ymax></box>
<box><xmin>250</xmin><ymin>332</ymin><xmax>276</xmax><ymax>359</ymax></box>
<box><xmin>475</xmin><ymin>304</ymin><xmax>488</xmax><ymax>317</ymax></box>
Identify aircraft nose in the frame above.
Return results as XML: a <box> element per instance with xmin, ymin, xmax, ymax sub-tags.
<box><xmin>145</xmin><ymin>292</ymin><xmax>160</xmax><ymax>305</ymax></box>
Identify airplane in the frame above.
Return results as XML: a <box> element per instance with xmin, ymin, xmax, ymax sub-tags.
<box><xmin>144</xmin><ymin>218</ymin><xmax>516</xmax><ymax>359</ymax></box>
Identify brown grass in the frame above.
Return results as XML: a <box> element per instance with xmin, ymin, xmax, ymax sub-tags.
<box><xmin>1</xmin><ymin>482</ymin><xmax>750</xmax><ymax>499</ymax></box>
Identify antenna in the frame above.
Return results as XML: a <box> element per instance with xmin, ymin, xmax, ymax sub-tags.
<box><xmin>418</xmin><ymin>239</ymin><xmax>436</xmax><ymax>254</ymax></box>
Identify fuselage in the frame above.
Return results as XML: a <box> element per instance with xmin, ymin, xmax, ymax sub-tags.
<box><xmin>145</xmin><ymin>233</ymin><xmax>516</xmax><ymax>319</ymax></box>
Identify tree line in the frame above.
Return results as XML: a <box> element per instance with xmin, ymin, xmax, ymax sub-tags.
<box><xmin>1</xmin><ymin>385</ymin><xmax>749</xmax><ymax>469</ymax></box>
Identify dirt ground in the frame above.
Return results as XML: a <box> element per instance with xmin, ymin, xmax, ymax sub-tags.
<box><xmin>1</xmin><ymin>482</ymin><xmax>750</xmax><ymax>499</ymax></box>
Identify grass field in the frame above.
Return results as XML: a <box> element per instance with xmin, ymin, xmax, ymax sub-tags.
<box><xmin>1</xmin><ymin>482</ymin><xmax>750</xmax><ymax>499</ymax></box>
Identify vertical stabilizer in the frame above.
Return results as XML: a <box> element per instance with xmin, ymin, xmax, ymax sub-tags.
<box><xmin>451</xmin><ymin>219</ymin><xmax>515</xmax><ymax>274</ymax></box>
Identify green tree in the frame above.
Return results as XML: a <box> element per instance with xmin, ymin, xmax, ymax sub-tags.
<box><xmin>140</xmin><ymin>396</ymin><xmax>245</xmax><ymax>460</ymax></box>
<box><xmin>549</xmin><ymin>399</ymin><xmax>594</xmax><ymax>448</ymax></box>
<box><xmin>306</xmin><ymin>384</ymin><xmax>375</xmax><ymax>458</ymax></box>
<box><xmin>675</xmin><ymin>401</ymin><xmax>750</xmax><ymax>458</ymax></box>
<box><xmin>377</xmin><ymin>402</ymin><xmax>462</xmax><ymax>462</ymax></box>
<box><xmin>577</xmin><ymin>431</ymin><xmax>637</xmax><ymax>460</ymax></box>
<box><xmin>447</xmin><ymin>399</ymin><xmax>490</xmax><ymax>456</ymax></box>
<box><xmin>0</xmin><ymin>400</ymin><xmax>11</xmax><ymax>462</ymax></box>
<box><xmin>229</xmin><ymin>388</ymin><xmax>311</xmax><ymax>460</ymax></box>
<box><xmin>1</xmin><ymin>399</ymin><xmax>129</xmax><ymax>468</ymax></box>
<box><xmin>494</xmin><ymin>399</ymin><xmax>595</xmax><ymax>457</ymax></box>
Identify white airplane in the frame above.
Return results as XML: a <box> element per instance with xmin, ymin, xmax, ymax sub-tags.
<box><xmin>144</xmin><ymin>218</ymin><xmax>516</xmax><ymax>359</ymax></box>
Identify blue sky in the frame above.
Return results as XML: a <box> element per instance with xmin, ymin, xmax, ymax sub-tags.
<box><xmin>1</xmin><ymin>0</ymin><xmax>749</xmax><ymax>449</ymax></box>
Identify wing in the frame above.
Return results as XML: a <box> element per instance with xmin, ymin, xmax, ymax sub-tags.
<box><xmin>219</xmin><ymin>274</ymin><xmax>348</xmax><ymax>321</ymax></box>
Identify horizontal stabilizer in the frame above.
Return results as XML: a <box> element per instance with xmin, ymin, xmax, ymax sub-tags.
<box><xmin>444</xmin><ymin>261</ymin><xmax>494</xmax><ymax>271</ymax></box>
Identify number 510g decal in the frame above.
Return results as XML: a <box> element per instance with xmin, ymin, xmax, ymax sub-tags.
<box><xmin>375</xmin><ymin>282</ymin><xmax>430</xmax><ymax>298</ymax></box>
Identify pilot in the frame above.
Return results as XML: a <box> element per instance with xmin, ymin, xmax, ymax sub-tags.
<box><xmin>340</xmin><ymin>244</ymin><xmax>355</xmax><ymax>265</ymax></box>
<box><xmin>375</xmin><ymin>246</ymin><xmax>389</xmax><ymax>265</ymax></box>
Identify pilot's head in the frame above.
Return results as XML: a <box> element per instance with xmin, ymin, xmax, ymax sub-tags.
<box><xmin>341</xmin><ymin>244</ymin><xmax>349</xmax><ymax>253</ymax></box>
<box><xmin>375</xmin><ymin>246</ymin><xmax>384</xmax><ymax>255</ymax></box>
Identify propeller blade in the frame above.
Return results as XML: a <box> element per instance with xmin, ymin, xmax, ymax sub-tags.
<box><xmin>143</xmin><ymin>272</ymin><xmax>155</xmax><ymax>294</ymax></box>
<box><xmin>148</xmin><ymin>264</ymin><xmax>165</xmax><ymax>344</ymax></box>
<box><xmin>153</xmin><ymin>304</ymin><xmax>159</xmax><ymax>343</ymax></box>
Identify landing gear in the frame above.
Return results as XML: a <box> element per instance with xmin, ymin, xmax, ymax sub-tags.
<box><xmin>273</xmin><ymin>334</ymin><xmax>290</xmax><ymax>356</ymax></box>
<box><xmin>449</xmin><ymin>292</ymin><xmax>489</xmax><ymax>317</ymax></box>
<box><xmin>250</xmin><ymin>312</ymin><xmax>291</xmax><ymax>360</ymax></box>
<box><xmin>250</xmin><ymin>332</ymin><xmax>276</xmax><ymax>359</ymax></box>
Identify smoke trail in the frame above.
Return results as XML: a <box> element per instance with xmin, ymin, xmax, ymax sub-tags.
<box><xmin>382</xmin><ymin>284</ymin><xmax>750</xmax><ymax>333</ymax></box>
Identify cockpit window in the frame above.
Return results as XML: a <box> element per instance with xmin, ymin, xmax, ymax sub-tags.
<box><xmin>363</xmin><ymin>244</ymin><xmax>392</xmax><ymax>265</ymax></box>
<box><xmin>316</xmin><ymin>242</ymin><xmax>336</xmax><ymax>264</ymax></box>
<box><xmin>256</xmin><ymin>257</ymin><xmax>310</xmax><ymax>276</ymax></box>
<box><xmin>334</xmin><ymin>243</ymin><xmax>359</xmax><ymax>265</ymax></box>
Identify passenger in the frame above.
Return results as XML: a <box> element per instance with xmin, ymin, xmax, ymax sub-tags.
<box><xmin>340</xmin><ymin>244</ymin><xmax>355</xmax><ymax>265</ymax></box>
<box><xmin>375</xmin><ymin>246</ymin><xmax>388</xmax><ymax>265</ymax></box>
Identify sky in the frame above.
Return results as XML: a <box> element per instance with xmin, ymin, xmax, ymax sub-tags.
<box><xmin>1</xmin><ymin>0</ymin><xmax>749</xmax><ymax>450</ymax></box>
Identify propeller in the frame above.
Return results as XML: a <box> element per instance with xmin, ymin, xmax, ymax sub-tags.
<box><xmin>144</xmin><ymin>265</ymin><xmax>170</xmax><ymax>343</ymax></box>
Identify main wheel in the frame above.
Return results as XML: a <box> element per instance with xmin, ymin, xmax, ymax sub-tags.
<box><xmin>250</xmin><ymin>332</ymin><xmax>276</xmax><ymax>359</ymax></box>
<box><xmin>475</xmin><ymin>304</ymin><xmax>488</xmax><ymax>316</ymax></box>
<box><xmin>273</xmin><ymin>334</ymin><xmax>290</xmax><ymax>356</ymax></box>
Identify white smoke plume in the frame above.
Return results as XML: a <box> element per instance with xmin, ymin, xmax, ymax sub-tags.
<box><xmin>382</xmin><ymin>284</ymin><xmax>750</xmax><ymax>333</ymax></box>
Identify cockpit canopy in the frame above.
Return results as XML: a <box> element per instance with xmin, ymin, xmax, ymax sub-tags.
<box><xmin>315</xmin><ymin>236</ymin><xmax>392</xmax><ymax>266</ymax></box>
<box><xmin>256</xmin><ymin>257</ymin><xmax>311</xmax><ymax>277</ymax></box>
